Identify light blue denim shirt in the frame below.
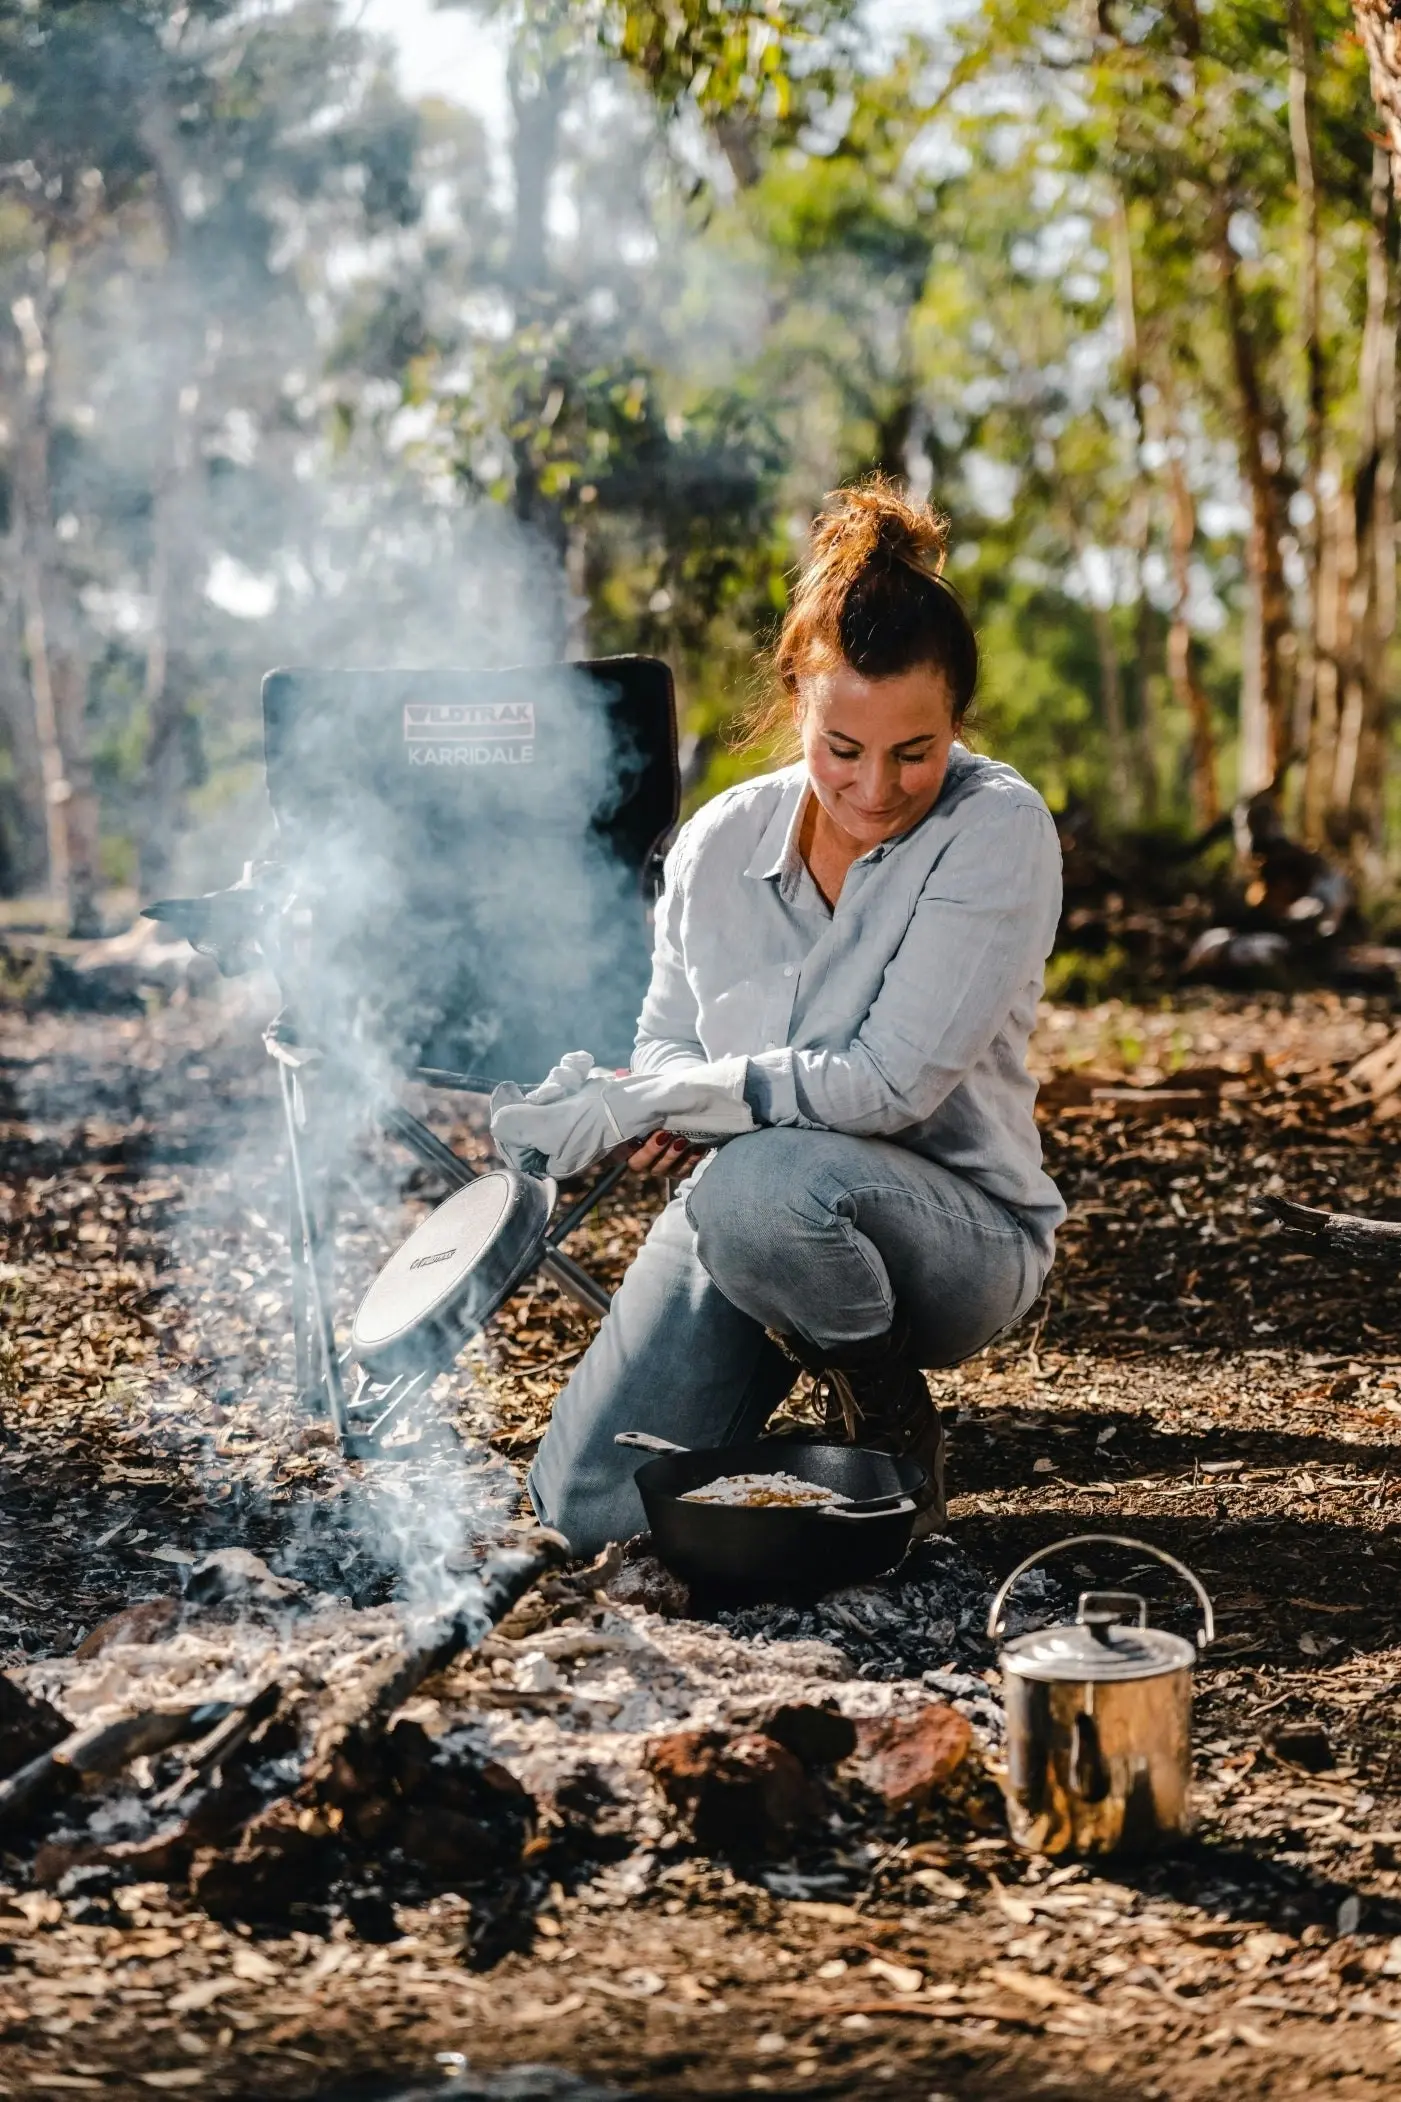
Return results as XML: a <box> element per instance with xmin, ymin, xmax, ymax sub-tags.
<box><xmin>632</xmin><ymin>747</ymin><xmax>1066</xmax><ymax>1255</ymax></box>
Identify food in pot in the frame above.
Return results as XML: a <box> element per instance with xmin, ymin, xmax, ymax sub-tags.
<box><xmin>679</xmin><ymin>1470</ymin><xmax>840</xmax><ymax>1509</ymax></box>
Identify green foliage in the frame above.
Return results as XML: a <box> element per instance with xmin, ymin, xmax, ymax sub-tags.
<box><xmin>0</xmin><ymin>0</ymin><xmax>1395</xmax><ymax>896</ymax></box>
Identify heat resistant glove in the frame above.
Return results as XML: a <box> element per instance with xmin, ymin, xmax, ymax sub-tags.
<box><xmin>490</xmin><ymin>1051</ymin><xmax>755</xmax><ymax>1179</ymax></box>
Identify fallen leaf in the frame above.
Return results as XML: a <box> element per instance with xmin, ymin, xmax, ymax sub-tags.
<box><xmin>510</xmin><ymin>1993</ymin><xmax>586</xmax><ymax>2023</ymax></box>
<box><xmin>985</xmin><ymin>1966</ymin><xmax>1092</xmax><ymax>2013</ymax></box>
<box><xmin>230</xmin><ymin>1948</ymin><xmax>279</xmax><ymax>1984</ymax></box>
<box><xmin>168</xmin><ymin>1977</ymin><xmax>243</xmax><ymax>2015</ymax></box>
<box><xmin>912</xmin><ymin>1867</ymin><xmax>969</xmax><ymax>1902</ymax></box>
<box><xmin>989</xmin><ymin>1879</ymin><xmax>1036</xmax><ymax>1926</ymax></box>
<box><xmin>866</xmin><ymin>1957</ymin><xmax>924</xmax><ymax>1995</ymax></box>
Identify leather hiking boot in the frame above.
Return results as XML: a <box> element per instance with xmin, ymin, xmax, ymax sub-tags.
<box><xmin>775</xmin><ymin>1318</ymin><xmax>947</xmax><ymax>1537</ymax></box>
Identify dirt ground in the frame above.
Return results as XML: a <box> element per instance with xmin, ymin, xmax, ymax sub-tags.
<box><xmin>6</xmin><ymin>984</ymin><xmax>1401</xmax><ymax>2100</ymax></box>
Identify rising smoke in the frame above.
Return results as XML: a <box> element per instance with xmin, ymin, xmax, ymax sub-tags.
<box><xmin>2</xmin><ymin>2</ymin><xmax>745</xmax><ymax>1619</ymax></box>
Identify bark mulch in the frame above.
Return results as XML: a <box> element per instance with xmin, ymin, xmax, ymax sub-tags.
<box><xmin>4</xmin><ymin>987</ymin><xmax>1401</xmax><ymax>2100</ymax></box>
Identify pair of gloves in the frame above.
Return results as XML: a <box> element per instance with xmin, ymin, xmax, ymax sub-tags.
<box><xmin>490</xmin><ymin>1049</ymin><xmax>755</xmax><ymax>1179</ymax></box>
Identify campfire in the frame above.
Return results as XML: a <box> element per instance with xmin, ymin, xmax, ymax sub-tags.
<box><xmin>0</xmin><ymin>1498</ymin><xmax>1060</xmax><ymax>1962</ymax></box>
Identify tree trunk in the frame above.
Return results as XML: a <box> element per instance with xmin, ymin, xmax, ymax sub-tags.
<box><xmin>1068</xmin><ymin>508</ymin><xmax>1133</xmax><ymax>819</ymax></box>
<box><xmin>138</xmin><ymin>382</ymin><xmax>201</xmax><ymax>898</ymax></box>
<box><xmin>506</xmin><ymin>32</ymin><xmax>570</xmax><ymax>653</ymax></box>
<box><xmin>1302</xmin><ymin>447</ymin><xmax>1347</xmax><ymax>843</ymax></box>
<box><xmin>9</xmin><ymin>286</ymin><xmax>100</xmax><ymax>935</ymax></box>
<box><xmin>0</xmin><ymin>546</ymin><xmax>46</xmax><ymax>893</ymax></box>
<box><xmin>1109</xmin><ymin>193</ymin><xmax>1159</xmax><ymax>821</ymax></box>
<box><xmin>1164</xmin><ymin>448</ymin><xmax>1220</xmax><ymax>826</ymax></box>
<box><xmin>1356</xmin><ymin>2</ymin><xmax>1401</xmax><ymax>177</ymax></box>
<box><xmin>1333</xmin><ymin>143</ymin><xmax>1396</xmax><ymax>861</ymax></box>
<box><xmin>1165</xmin><ymin>0</ymin><xmax>1293</xmax><ymax>796</ymax></box>
<box><xmin>1216</xmin><ymin>230</ymin><xmax>1295</xmax><ymax>791</ymax></box>
<box><xmin>136</xmin><ymin>88</ymin><xmax>206</xmax><ymax>898</ymax></box>
<box><xmin>1287</xmin><ymin>0</ymin><xmax>1326</xmax><ymax>813</ymax></box>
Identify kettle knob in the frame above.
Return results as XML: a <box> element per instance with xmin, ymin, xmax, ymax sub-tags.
<box><xmin>1077</xmin><ymin>1590</ymin><xmax>1148</xmax><ymax>1641</ymax></box>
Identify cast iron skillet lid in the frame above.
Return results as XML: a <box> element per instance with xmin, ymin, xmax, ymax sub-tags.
<box><xmin>351</xmin><ymin>1170</ymin><xmax>549</xmax><ymax>1377</ymax></box>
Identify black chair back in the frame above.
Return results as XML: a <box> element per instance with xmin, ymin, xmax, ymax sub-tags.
<box><xmin>261</xmin><ymin>657</ymin><xmax>679</xmax><ymax>1080</ymax></box>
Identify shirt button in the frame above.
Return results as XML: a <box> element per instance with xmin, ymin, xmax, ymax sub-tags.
<box><xmin>764</xmin><ymin>1040</ymin><xmax>777</xmax><ymax>1049</ymax></box>
<box><xmin>783</xmin><ymin>965</ymin><xmax>795</xmax><ymax>978</ymax></box>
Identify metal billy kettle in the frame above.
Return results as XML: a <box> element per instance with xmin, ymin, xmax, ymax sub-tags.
<box><xmin>987</xmin><ymin>1533</ymin><xmax>1215</xmax><ymax>1857</ymax></box>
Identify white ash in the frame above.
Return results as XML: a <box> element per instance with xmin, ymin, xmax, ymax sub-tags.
<box><xmin>405</xmin><ymin>1598</ymin><xmax>995</xmax><ymax>1830</ymax></box>
<box><xmin>678</xmin><ymin>1471</ymin><xmax>840</xmax><ymax>1508</ymax></box>
<box><xmin>12</xmin><ymin>1599</ymin><xmax>415</xmax><ymax>1731</ymax></box>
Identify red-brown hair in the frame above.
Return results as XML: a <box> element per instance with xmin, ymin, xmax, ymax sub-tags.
<box><xmin>737</xmin><ymin>475</ymin><xmax>978</xmax><ymax>755</ymax></box>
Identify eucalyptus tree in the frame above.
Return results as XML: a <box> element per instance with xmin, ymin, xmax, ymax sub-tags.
<box><xmin>0</xmin><ymin>0</ymin><xmax>427</xmax><ymax>909</ymax></box>
<box><xmin>942</xmin><ymin>0</ymin><xmax>1386</xmax><ymax>857</ymax></box>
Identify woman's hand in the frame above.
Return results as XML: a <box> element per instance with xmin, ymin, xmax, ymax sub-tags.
<box><xmin>628</xmin><ymin>1129</ymin><xmax>709</xmax><ymax>1178</ymax></box>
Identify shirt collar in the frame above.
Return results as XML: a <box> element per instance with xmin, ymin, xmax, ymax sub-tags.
<box><xmin>742</xmin><ymin>745</ymin><xmax>975</xmax><ymax>884</ymax></box>
<box><xmin>743</xmin><ymin>767</ymin><xmax>808</xmax><ymax>883</ymax></box>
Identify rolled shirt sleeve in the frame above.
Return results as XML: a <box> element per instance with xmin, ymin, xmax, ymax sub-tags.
<box><xmin>745</xmin><ymin>805</ymin><xmax>1060</xmax><ymax>1135</ymax></box>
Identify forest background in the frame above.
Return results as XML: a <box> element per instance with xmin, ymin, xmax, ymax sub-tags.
<box><xmin>4</xmin><ymin>0</ymin><xmax>1401</xmax><ymax>942</ymax></box>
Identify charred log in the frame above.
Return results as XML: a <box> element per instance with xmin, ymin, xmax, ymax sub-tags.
<box><xmin>1261</xmin><ymin>1194</ymin><xmax>1401</xmax><ymax>1262</ymax></box>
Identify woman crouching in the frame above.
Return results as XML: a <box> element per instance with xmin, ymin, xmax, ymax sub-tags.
<box><xmin>492</xmin><ymin>478</ymin><xmax>1065</xmax><ymax>1557</ymax></box>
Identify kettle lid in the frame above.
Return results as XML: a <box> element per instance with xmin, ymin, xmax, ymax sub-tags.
<box><xmin>987</xmin><ymin>1534</ymin><xmax>1215</xmax><ymax>1682</ymax></box>
<box><xmin>1001</xmin><ymin>1597</ymin><xmax>1197</xmax><ymax>1683</ymax></box>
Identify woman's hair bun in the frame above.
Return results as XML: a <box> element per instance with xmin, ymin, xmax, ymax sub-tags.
<box><xmin>774</xmin><ymin>472</ymin><xmax>976</xmax><ymax>716</ymax></box>
<box><xmin>806</xmin><ymin>479</ymin><xmax>951</xmax><ymax>584</ymax></box>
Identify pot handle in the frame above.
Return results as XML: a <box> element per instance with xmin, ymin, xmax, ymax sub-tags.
<box><xmin>818</xmin><ymin>1495</ymin><xmax>918</xmax><ymax>1521</ymax></box>
<box><xmin>613</xmin><ymin>1431</ymin><xmax>690</xmax><ymax>1455</ymax></box>
<box><xmin>985</xmin><ymin>1533</ymin><xmax>1215</xmax><ymax>1651</ymax></box>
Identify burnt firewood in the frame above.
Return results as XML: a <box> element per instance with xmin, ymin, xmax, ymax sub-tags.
<box><xmin>1261</xmin><ymin>1195</ymin><xmax>1401</xmax><ymax>1262</ymax></box>
<box><xmin>151</xmin><ymin>1680</ymin><xmax>283</xmax><ymax>1810</ymax></box>
<box><xmin>33</xmin><ymin>1824</ymin><xmax>194</xmax><ymax>1891</ymax></box>
<box><xmin>0</xmin><ymin>1674</ymin><xmax>69</xmax><ymax>1781</ymax></box>
<box><xmin>0</xmin><ymin>1702</ymin><xmax>233</xmax><ymax>1832</ymax></box>
<box><xmin>190</xmin><ymin>1800</ymin><xmax>339</xmax><ymax>1924</ymax></box>
<box><xmin>304</xmin><ymin>1531</ymin><xmax>567</xmax><ymax>1789</ymax></box>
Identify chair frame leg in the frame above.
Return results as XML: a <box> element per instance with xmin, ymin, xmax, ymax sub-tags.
<box><xmin>274</xmin><ymin>1063</ymin><xmax>621</xmax><ymax>1457</ymax></box>
<box><xmin>279</xmin><ymin>1061</ymin><xmax>349</xmax><ymax>1439</ymax></box>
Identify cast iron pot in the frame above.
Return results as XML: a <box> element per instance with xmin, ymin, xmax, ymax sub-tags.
<box><xmin>615</xmin><ymin>1431</ymin><xmax>924</xmax><ymax>1600</ymax></box>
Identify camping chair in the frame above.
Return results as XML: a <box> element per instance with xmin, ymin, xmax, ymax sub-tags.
<box><xmin>145</xmin><ymin>656</ymin><xmax>680</xmax><ymax>1459</ymax></box>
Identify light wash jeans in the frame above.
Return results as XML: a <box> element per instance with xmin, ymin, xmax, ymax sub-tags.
<box><xmin>527</xmin><ymin>1127</ymin><xmax>1049</xmax><ymax>1556</ymax></box>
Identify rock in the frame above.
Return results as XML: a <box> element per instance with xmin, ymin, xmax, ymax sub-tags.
<box><xmin>334</xmin><ymin>1723</ymin><xmax>536</xmax><ymax>1885</ymax></box>
<box><xmin>645</xmin><ymin>1728</ymin><xmax>819</xmax><ymax>1854</ymax></box>
<box><xmin>1269</xmin><ymin>1720</ymin><xmax>1335</xmax><ymax>1772</ymax></box>
<box><xmin>0</xmin><ymin>1674</ymin><xmax>68</xmax><ymax>1781</ymax></box>
<box><xmin>842</xmin><ymin>1702</ymin><xmax>989</xmax><ymax>1822</ymax></box>
<box><xmin>604</xmin><ymin>1545</ymin><xmax>691</xmax><ymax>1618</ymax></box>
<box><xmin>737</xmin><ymin>1701</ymin><xmax>856</xmax><ymax>1770</ymax></box>
<box><xmin>75</xmin><ymin>1597</ymin><xmax>179</xmax><ymax>1659</ymax></box>
<box><xmin>514</xmin><ymin>1651</ymin><xmax>562</xmax><ymax>1693</ymax></box>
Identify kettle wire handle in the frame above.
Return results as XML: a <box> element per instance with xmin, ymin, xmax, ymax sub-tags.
<box><xmin>985</xmin><ymin>1533</ymin><xmax>1215</xmax><ymax>1651</ymax></box>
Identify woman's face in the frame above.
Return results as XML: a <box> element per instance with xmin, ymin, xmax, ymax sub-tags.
<box><xmin>796</xmin><ymin>658</ymin><xmax>959</xmax><ymax>851</ymax></box>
